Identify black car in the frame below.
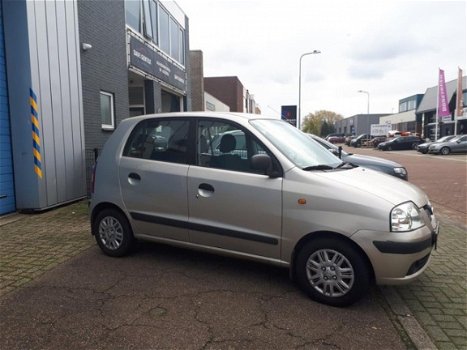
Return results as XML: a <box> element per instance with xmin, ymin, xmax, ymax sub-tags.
<box><xmin>378</xmin><ymin>136</ymin><xmax>422</xmax><ymax>151</ymax></box>
<box><xmin>309</xmin><ymin>134</ymin><xmax>408</xmax><ymax>180</ymax></box>
<box><xmin>417</xmin><ymin>135</ymin><xmax>456</xmax><ymax>154</ymax></box>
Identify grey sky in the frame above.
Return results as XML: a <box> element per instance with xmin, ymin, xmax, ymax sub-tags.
<box><xmin>175</xmin><ymin>0</ymin><xmax>466</xmax><ymax>118</ymax></box>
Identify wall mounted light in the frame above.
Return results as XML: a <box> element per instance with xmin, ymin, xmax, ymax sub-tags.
<box><xmin>81</xmin><ymin>43</ymin><xmax>93</xmax><ymax>51</ymax></box>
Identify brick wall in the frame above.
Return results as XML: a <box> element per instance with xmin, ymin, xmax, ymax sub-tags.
<box><xmin>78</xmin><ymin>1</ymin><xmax>129</xmax><ymax>152</ymax></box>
<box><xmin>189</xmin><ymin>50</ymin><xmax>204</xmax><ymax>111</ymax></box>
<box><xmin>204</xmin><ymin>76</ymin><xmax>244</xmax><ymax>112</ymax></box>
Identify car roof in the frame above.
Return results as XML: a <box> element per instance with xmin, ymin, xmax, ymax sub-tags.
<box><xmin>122</xmin><ymin>112</ymin><xmax>277</xmax><ymax>124</ymax></box>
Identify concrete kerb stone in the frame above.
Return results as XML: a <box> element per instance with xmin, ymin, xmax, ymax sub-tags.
<box><xmin>381</xmin><ymin>286</ymin><xmax>438</xmax><ymax>350</ymax></box>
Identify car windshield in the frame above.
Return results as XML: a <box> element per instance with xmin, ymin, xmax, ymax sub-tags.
<box><xmin>250</xmin><ymin>119</ymin><xmax>342</xmax><ymax>169</ymax></box>
<box><xmin>447</xmin><ymin>135</ymin><xmax>462</xmax><ymax>142</ymax></box>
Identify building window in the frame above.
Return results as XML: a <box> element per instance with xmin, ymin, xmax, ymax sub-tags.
<box><xmin>159</xmin><ymin>6</ymin><xmax>170</xmax><ymax>54</ymax></box>
<box><xmin>150</xmin><ymin>0</ymin><xmax>158</xmax><ymax>45</ymax></box>
<box><xmin>142</xmin><ymin>0</ymin><xmax>153</xmax><ymax>39</ymax></box>
<box><xmin>125</xmin><ymin>0</ymin><xmax>185</xmax><ymax>65</ymax></box>
<box><xmin>100</xmin><ymin>91</ymin><xmax>115</xmax><ymax>130</ymax></box>
<box><xmin>170</xmin><ymin>17</ymin><xmax>180</xmax><ymax>62</ymax></box>
<box><xmin>125</xmin><ymin>0</ymin><xmax>141</xmax><ymax>32</ymax></box>
<box><xmin>407</xmin><ymin>99</ymin><xmax>416</xmax><ymax>110</ymax></box>
<box><xmin>399</xmin><ymin>101</ymin><xmax>407</xmax><ymax>113</ymax></box>
<box><xmin>463</xmin><ymin>91</ymin><xmax>467</xmax><ymax>107</ymax></box>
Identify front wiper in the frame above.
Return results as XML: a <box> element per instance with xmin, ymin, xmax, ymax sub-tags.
<box><xmin>335</xmin><ymin>162</ymin><xmax>357</xmax><ymax>169</ymax></box>
<box><xmin>302</xmin><ymin>164</ymin><xmax>335</xmax><ymax>171</ymax></box>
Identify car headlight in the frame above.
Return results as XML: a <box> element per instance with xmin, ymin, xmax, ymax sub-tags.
<box><xmin>394</xmin><ymin>167</ymin><xmax>407</xmax><ymax>176</ymax></box>
<box><xmin>391</xmin><ymin>201</ymin><xmax>424</xmax><ymax>232</ymax></box>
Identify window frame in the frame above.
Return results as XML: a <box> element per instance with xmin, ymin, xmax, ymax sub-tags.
<box><xmin>100</xmin><ymin>91</ymin><xmax>115</xmax><ymax>131</ymax></box>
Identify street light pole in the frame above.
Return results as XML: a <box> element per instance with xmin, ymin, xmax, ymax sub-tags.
<box><xmin>358</xmin><ymin>90</ymin><xmax>370</xmax><ymax>115</ymax></box>
<box><xmin>298</xmin><ymin>50</ymin><xmax>321</xmax><ymax>129</ymax></box>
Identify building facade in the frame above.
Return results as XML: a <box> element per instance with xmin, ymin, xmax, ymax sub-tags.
<box><xmin>204</xmin><ymin>76</ymin><xmax>258</xmax><ymax>113</ymax></box>
<box><xmin>417</xmin><ymin>76</ymin><xmax>467</xmax><ymax>139</ymax></box>
<box><xmin>334</xmin><ymin>114</ymin><xmax>389</xmax><ymax>136</ymax></box>
<box><xmin>379</xmin><ymin>94</ymin><xmax>423</xmax><ymax>134</ymax></box>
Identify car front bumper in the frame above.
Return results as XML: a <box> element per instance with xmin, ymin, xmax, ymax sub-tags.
<box><xmin>351</xmin><ymin>217</ymin><xmax>439</xmax><ymax>285</ymax></box>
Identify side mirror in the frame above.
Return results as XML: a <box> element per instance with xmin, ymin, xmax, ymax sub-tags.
<box><xmin>251</xmin><ymin>154</ymin><xmax>277</xmax><ymax>177</ymax></box>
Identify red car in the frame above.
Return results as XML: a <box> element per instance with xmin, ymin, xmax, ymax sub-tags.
<box><xmin>327</xmin><ymin>135</ymin><xmax>346</xmax><ymax>143</ymax></box>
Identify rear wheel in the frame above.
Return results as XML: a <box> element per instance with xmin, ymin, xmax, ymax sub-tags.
<box><xmin>93</xmin><ymin>209</ymin><xmax>134</xmax><ymax>257</ymax></box>
<box><xmin>387</xmin><ymin>145</ymin><xmax>392</xmax><ymax>151</ymax></box>
<box><xmin>440</xmin><ymin>147</ymin><xmax>450</xmax><ymax>155</ymax></box>
<box><xmin>295</xmin><ymin>237</ymin><xmax>370</xmax><ymax>307</ymax></box>
<box><xmin>412</xmin><ymin>143</ymin><xmax>418</xmax><ymax>150</ymax></box>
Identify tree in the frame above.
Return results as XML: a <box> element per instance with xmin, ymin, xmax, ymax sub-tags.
<box><xmin>302</xmin><ymin>110</ymin><xmax>343</xmax><ymax>136</ymax></box>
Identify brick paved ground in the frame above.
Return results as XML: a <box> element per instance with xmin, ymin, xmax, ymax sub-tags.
<box><xmin>0</xmin><ymin>201</ymin><xmax>93</xmax><ymax>297</ymax></box>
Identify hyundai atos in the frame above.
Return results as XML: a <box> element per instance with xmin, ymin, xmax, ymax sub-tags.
<box><xmin>90</xmin><ymin>112</ymin><xmax>439</xmax><ymax>307</ymax></box>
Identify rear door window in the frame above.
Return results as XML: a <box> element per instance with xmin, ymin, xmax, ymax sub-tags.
<box><xmin>123</xmin><ymin>118</ymin><xmax>190</xmax><ymax>164</ymax></box>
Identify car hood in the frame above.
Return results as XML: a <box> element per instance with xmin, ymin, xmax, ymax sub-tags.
<box><xmin>418</xmin><ymin>142</ymin><xmax>432</xmax><ymax>147</ymax></box>
<box><xmin>312</xmin><ymin>167</ymin><xmax>427</xmax><ymax>207</ymax></box>
<box><xmin>343</xmin><ymin>154</ymin><xmax>401</xmax><ymax>168</ymax></box>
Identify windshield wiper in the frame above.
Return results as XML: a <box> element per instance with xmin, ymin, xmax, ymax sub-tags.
<box><xmin>302</xmin><ymin>164</ymin><xmax>335</xmax><ymax>171</ymax></box>
<box><xmin>335</xmin><ymin>162</ymin><xmax>357</xmax><ymax>169</ymax></box>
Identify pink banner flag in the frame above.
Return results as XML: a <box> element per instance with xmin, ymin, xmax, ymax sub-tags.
<box><xmin>438</xmin><ymin>69</ymin><xmax>451</xmax><ymax>120</ymax></box>
<box><xmin>456</xmin><ymin>67</ymin><xmax>463</xmax><ymax>117</ymax></box>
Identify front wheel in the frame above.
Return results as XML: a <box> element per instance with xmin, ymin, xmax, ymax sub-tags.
<box><xmin>93</xmin><ymin>209</ymin><xmax>134</xmax><ymax>257</ymax></box>
<box><xmin>295</xmin><ymin>237</ymin><xmax>370</xmax><ymax>307</ymax></box>
<box><xmin>440</xmin><ymin>147</ymin><xmax>450</xmax><ymax>155</ymax></box>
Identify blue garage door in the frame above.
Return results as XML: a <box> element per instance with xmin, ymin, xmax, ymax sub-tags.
<box><xmin>0</xmin><ymin>1</ymin><xmax>15</xmax><ymax>215</ymax></box>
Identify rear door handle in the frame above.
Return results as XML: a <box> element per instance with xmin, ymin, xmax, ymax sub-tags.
<box><xmin>199</xmin><ymin>183</ymin><xmax>214</xmax><ymax>192</ymax></box>
<box><xmin>197</xmin><ymin>183</ymin><xmax>214</xmax><ymax>198</ymax></box>
<box><xmin>128</xmin><ymin>172</ymin><xmax>141</xmax><ymax>181</ymax></box>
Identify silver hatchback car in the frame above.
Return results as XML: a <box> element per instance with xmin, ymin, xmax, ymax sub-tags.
<box><xmin>90</xmin><ymin>112</ymin><xmax>439</xmax><ymax>307</ymax></box>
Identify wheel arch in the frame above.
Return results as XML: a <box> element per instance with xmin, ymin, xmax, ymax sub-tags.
<box><xmin>91</xmin><ymin>202</ymin><xmax>132</xmax><ymax>236</ymax></box>
<box><xmin>289</xmin><ymin>231</ymin><xmax>375</xmax><ymax>283</ymax></box>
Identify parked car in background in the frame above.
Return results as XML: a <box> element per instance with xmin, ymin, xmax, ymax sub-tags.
<box><xmin>417</xmin><ymin>135</ymin><xmax>457</xmax><ymax>154</ymax></box>
<box><xmin>378</xmin><ymin>136</ymin><xmax>423</xmax><ymax>151</ymax></box>
<box><xmin>428</xmin><ymin>135</ymin><xmax>467</xmax><ymax>155</ymax></box>
<box><xmin>370</xmin><ymin>136</ymin><xmax>387</xmax><ymax>148</ymax></box>
<box><xmin>90</xmin><ymin>112</ymin><xmax>439</xmax><ymax>307</ymax></box>
<box><xmin>350</xmin><ymin>134</ymin><xmax>373</xmax><ymax>147</ymax></box>
<box><xmin>327</xmin><ymin>135</ymin><xmax>346</xmax><ymax>144</ymax></box>
<box><xmin>345</xmin><ymin>135</ymin><xmax>356</xmax><ymax>146</ymax></box>
<box><xmin>310</xmin><ymin>134</ymin><xmax>408</xmax><ymax>180</ymax></box>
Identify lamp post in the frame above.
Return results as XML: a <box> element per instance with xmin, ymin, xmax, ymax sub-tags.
<box><xmin>358</xmin><ymin>90</ymin><xmax>370</xmax><ymax>115</ymax></box>
<box><xmin>298</xmin><ymin>50</ymin><xmax>321</xmax><ymax>129</ymax></box>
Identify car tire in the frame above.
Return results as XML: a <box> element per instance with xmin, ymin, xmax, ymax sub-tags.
<box><xmin>420</xmin><ymin>149</ymin><xmax>428</xmax><ymax>154</ymax></box>
<box><xmin>440</xmin><ymin>147</ymin><xmax>450</xmax><ymax>155</ymax></box>
<box><xmin>93</xmin><ymin>208</ymin><xmax>134</xmax><ymax>257</ymax></box>
<box><xmin>387</xmin><ymin>145</ymin><xmax>392</xmax><ymax>151</ymax></box>
<box><xmin>412</xmin><ymin>143</ymin><xmax>418</xmax><ymax>150</ymax></box>
<box><xmin>295</xmin><ymin>237</ymin><xmax>371</xmax><ymax>307</ymax></box>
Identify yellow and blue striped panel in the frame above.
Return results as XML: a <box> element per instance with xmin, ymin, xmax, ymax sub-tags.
<box><xmin>30</xmin><ymin>89</ymin><xmax>42</xmax><ymax>178</ymax></box>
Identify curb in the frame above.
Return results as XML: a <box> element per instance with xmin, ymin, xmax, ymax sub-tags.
<box><xmin>380</xmin><ymin>286</ymin><xmax>438</xmax><ymax>350</ymax></box>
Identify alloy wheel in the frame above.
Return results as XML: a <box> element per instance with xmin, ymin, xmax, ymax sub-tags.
<box><xmin>305</xmin><ymin>249</ymin><xmax>355</xmax><ymax>297</ymax></box>
<box><xmin>98</xmin><ymin>216</ymin><xmax>124</xmax><ymax>250</ymax></box>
